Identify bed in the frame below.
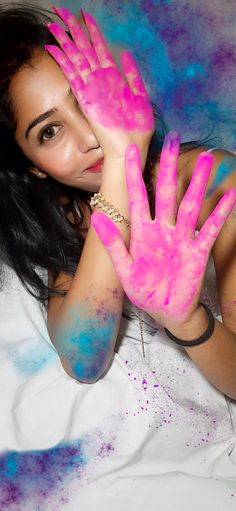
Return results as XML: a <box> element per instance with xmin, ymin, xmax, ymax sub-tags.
<box><xmin>0</xmin><ymin>260</ymin><xmax>236</xmax><ymax>511</ymax></box>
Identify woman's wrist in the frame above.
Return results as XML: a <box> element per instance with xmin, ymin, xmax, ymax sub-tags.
<box><xmin>90</xmin><ymin>160</ymin><xmax>130</xmax><ymax>242</ymax></box>
<box><xmin>100</xmin><ymin>156</ymin><xmax>126</xmax><ymax>186</ymax></box>
<box><xmin>90</xmin><ymin>192</ymin><xmax>130</xmax><ymax>228</ymax></box>
<box><xmin>100</xmin><ymin>158</ymin><xmax>129</xmax><ymax>205</ymax></box>
<box><xmin>102</xmin><ymin>143</ymin><xmax>149</xmax><ymax>177</ymax></box>
<box><xmin>163</xmin><ymin>304</ymin><xmax>210</xmax><ymax>342</ymax></box>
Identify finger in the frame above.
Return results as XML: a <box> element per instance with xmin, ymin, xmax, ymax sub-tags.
<box><xmin>53</xmin><ymin>6</ymin><xmax>100</xmax><ymax>70</ymax></box>
<box><xmin>45</xmin><ymin>45</ymin><xmax>85</xmax><ymax>103</ymax></box>
<box><xmin>91</xmin><ymin>211</ymin><xmax>133</xmax><ymax>283</ymax></box>
<box><xmin>196</xmin><ymin>188</ymin><xmax>236</xmax><ymax>251</ymax></box>
<box><xmin>155</xmin><ymin>131</ymin><xmax>180</xmax><ymax>224</ymax></box>
<box><xmin>120</xmin><ymin>50</ymin><xmax>149</xmax><ymax>97</ymax></box>
<box><xmin>125</xmin><ymin>144</ymin><xmax>151</xmax><ymax>229</ymax></box>
<box><xmin>176</xmin><ymin>152</ymin><xmax>214</xmax><ymax>237</ymax></box>
<box><xmin>80</xmin><ymin>10</ymin><xmax>117</xmax><ymax>69</ymax></box>
<box><xmin>58</xmin><ymin>7</ymin><xmax>117</xmax><ymax>69</ymax></box>
<box><xmin>47</xmin><ymin>23</ymin><xmax>91</xmax><ymax>81</ymax></box>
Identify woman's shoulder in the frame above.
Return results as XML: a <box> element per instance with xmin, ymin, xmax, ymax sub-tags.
<box><xmin>179</xmin><ymin>145</ymin><xmax>235</xmax><ymax>227</ymax></box>
<box><xmin>179</xmin><ymin>145</ymin><xmax>236</xmax><ymax>333</ymax></box>
<box><xmin>181</xmin><ymin>145</ymin><xmax>235</xmax><ymax>193</ymax></box>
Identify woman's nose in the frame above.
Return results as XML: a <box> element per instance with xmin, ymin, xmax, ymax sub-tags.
<box><xmin>84</xmin><ymin>131</ymin><xmax>100</xmax><ymax>152</ymax></box>
<box><xmin>76</xmin><ymin>117</ymin><xmax>100</xmax><ymax>153</ymax></box>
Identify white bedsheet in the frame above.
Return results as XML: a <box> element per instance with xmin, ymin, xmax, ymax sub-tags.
<box><xmin>0</xmin><ymin>260</ymin><xmax>235</xmax><ymax>511</ymax></box>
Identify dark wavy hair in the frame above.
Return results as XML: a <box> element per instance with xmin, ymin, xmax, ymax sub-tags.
<box><xmin>0</xmin><ymin>3</ymin><xmax>204</xmax><ymax>304</ymax></box>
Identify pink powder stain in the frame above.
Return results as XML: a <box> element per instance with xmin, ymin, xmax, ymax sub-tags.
<box><xmin>53</xmin><ymin>7</ymin><xmax>104</xmax><ymax>67</ymax></box>
<box><xmin>185</xmin><ymin>419</ymin><xmax>215</xmax><ymax>448</ymax></box>
<box><xmin>46</xmin><ymin>9</ymin><xmax>154</xmax><ymax>132</ymax></box>
<box><xmin>124</xmin><ymin>360</ymin><xmax>174</xmax><ymax>424</ymax></box>
<box><xmin>92</xmin><ymin>135</ymin><xmax>236</xmax><ymax>323</ymax></box>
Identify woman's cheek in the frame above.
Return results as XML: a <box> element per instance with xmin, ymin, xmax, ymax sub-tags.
<box><xmin>40</xmin><ymin>146</ymin><xmax>74</xmax><ymax>179</ymax></box>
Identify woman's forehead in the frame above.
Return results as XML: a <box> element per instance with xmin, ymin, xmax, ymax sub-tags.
<box><xmin>11</xmin><ymin>52</ymin><xmax>68</xmax><ymax>93</ymax></box>
<box><xmin>9</xmin><ymin>53</ymin><xmax>69</xmax><ymax>125</ymax></box>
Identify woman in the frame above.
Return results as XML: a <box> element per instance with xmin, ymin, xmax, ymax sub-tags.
<box><xmin>0</xmin><ymin>3</ymin><xmax>235</xmax><ymax>398</ymax></box>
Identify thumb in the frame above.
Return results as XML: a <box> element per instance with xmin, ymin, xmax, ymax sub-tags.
<box><xmin>91</xmin><ymin>211</ymin><xmax>133</xmax><ymax>282</ymax></box>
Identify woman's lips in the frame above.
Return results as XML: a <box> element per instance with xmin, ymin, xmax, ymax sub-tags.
<box><xmin>85</xmin><ymin>158</ymin><xmax>104</xmax><ymax>172</ymax></box>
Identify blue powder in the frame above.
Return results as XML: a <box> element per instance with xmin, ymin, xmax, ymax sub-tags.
<box><xmin>62</xmin><ymin>0</ymin><xmax>236</xmax><ymax>150</ymax></box>
<box><xmin>57</xmin><ymin>309</ymin><xmax>117</xmax><ymax>381</ymax></box>
<box><xmin>0</xmin><ymin>440</ymin><xmax>85</xmax><ymax>510</ymax></box>
<box><xmin>207</xmin><ymin>155</ymin><xmax>235</xmax><ymax>195</ymax></box>
<box><xmin>0</xmin><ymin>434</ymin><xmax>115</xmax><ymax>510</ymax></box>
<box><xmin>9</xmin><ymin>341</ymin><xmax>57</xmax><ymax>376</ymax></box>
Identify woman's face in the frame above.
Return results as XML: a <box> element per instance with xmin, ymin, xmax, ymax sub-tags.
<box><xmin>10</xmin><ymin>52</ymin><xmax>104</xmax><ymax>192</ymax></box>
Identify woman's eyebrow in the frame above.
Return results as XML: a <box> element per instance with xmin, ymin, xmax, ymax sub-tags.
<box><xmin>25</xmin><ymin>108</ymin><xmax>57</xmax><ymax>139</ymax></box>
<box><xmin>25</xmin><ymin>88</ymin><xmax>74</xmax><ymax>139</ymax></box>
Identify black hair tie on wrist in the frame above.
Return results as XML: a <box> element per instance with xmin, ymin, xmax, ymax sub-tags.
<box><xmin>164</xmin><ymin>303</ymin><xmax>215</xmax><ymax>347</ymax></box>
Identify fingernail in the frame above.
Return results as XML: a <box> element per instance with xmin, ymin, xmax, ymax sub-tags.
<box><xmin>80</xmin><ymin>8</ymin><xmax>85</xmax><ymax>17</ymax></box>
<box><xmin>55</xmin><ymin>6</ymin><xmax>70</xmax><ymax>18</ymax></box>
<box><xmin>47</xmin><ymin>22</ymin><xmax>60</xmax><ymax>34</ymax></box>
<box><xmin>81</xmin><ymin>10</ymin><xmax>92</xmax><ymax>23</ymax></box>
<box><xmin>44</xmin><ymin>44</ymin><xmax>54</xmax><ymax>53</ymax></box>
<box><xmin>163</xmin><ymin>131</ymin><xmax>180</xmax><ymax>152</ymax></box>
<box><xmin>91</xmin><ymin>212</ymin><xmax>119</xmax><ymax>244</ymax></box>
<box><xmin>197</xmin><ymin>152</ymin><xmax>214</xmax><ymax>170</ymax></box>
<box><xmin>80</xmin><ymin>9</ymin><xmax>89</xmax><ymax>24</ymax></box>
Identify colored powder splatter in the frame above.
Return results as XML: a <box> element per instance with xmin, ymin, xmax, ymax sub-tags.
<box><xmin>8</xmin><ymin>340</ymin><xmax>57</xmax><ymax>376</ymax></box>
<box><xmin>0</xmin><ymin>432</ymin><xmax>115</xmax><ymax>511</ymax></box>
<box><xmin>62</xmin><ymin>0</ymin><xmax>236</xmax><ymax>151</ymax></box>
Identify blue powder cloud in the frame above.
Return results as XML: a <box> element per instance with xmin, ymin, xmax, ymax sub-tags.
<box><xmin>61</xmin><ymin>0</ymin><xmax>236</xmax><ymax>150</ymax></box>
<box><xmin>0</xmin><ymin>433</ymin><xmax>115</xmax><ymax>510</ymax></box>
<box><xmin>0</xmin><ymin>440</ymin><xmax>85</xmax><ymax>510</ymax></box>
<box><xmin>8</xmin><ymin>340</ymin><xmax>58</xmax><ymax>376</ymax></box>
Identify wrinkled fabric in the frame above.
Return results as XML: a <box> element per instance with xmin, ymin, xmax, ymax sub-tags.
<box><xmin>0</xmin><ymin>257</ymin><xmax>235</xmax><ymax>511</ymax></box>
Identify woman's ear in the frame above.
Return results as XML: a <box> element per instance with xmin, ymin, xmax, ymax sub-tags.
<box><xmin>29</xmin><ymin>166</ymin><xmax>47</xmax><ymax>179</ymax></box>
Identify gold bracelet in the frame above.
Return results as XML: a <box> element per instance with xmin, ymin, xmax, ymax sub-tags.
<box><xmin>90</xmin><ymin>192</ymin><xmax>130</xmax><ymax>228</ymax></box>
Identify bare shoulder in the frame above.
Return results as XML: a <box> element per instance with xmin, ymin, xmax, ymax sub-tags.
<box><xmin>179</xmin><ymin>145</ymin><xmax>236</xmax><ymax>227</ymax></box>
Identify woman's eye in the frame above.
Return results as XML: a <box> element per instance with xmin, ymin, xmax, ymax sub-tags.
<box><xmin>39</xmin><ymin>125</ymin><xmax>61</xmax><ymax>143</ymax></box>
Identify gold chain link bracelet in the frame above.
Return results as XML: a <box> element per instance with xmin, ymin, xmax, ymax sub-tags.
<box><xmin>90</xmin><ymin>192</ymin><xmax>130</xmax><ymax>228</ymax></box>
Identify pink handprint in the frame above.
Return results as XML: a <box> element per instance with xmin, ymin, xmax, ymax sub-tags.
<box><xmin>91</xmin><ymin>132</ymin><xmax>236</xmax><ymax>324</ymax></box>
<box><xmin>46</xmin><ymin>6</ymin><xmax>154</xmax><ymax>134</ymax></box>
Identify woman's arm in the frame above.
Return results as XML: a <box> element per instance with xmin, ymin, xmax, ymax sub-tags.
<box><xmin>173</xmin><ymin>149</ymin><xmax>236</xmax><ymax>399</ymax></box>
<box><xmin>46</xmin><ymin>7</ymin><xmax>154</xmax><ymax>383</ymax></box>
<box><xmin>92</xmin><ymin>138</ymin><xmax>236</xmax><ymax>398</ymax></box>
<box><xmin>48</xmin><ymin>162</ymin><xmax>130</xmax><ymax>384</ymax></box>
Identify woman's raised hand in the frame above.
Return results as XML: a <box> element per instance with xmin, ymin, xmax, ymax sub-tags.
<box><xmin>91</xmin><ymin>132</ymin><xmax>236</xmax><ymax>324</ymax></box>
<box><xmin>46</xmin><ymin>6</ymin><xmax>154</xmax><ymax>160</ymax></box>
